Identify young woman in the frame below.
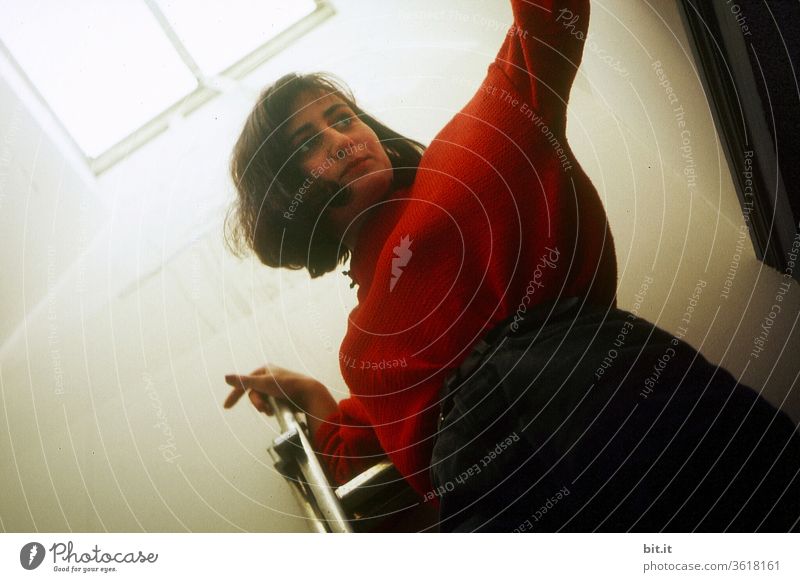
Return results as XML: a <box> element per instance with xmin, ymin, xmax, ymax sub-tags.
<box><xmin>223</xmin><ymin>0</ymin><xmax>800</xmax><ymax>531</ymax></box>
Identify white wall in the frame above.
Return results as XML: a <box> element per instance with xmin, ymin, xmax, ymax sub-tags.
<box><xmin>568</xmin><ymin>0</ymin><xmax>799</xmax><ymax>423</ymax></box>
<box><xmin>1</xmin><ymin>0</ymin><xmax>797</xmax><ymax>532</ymax></box>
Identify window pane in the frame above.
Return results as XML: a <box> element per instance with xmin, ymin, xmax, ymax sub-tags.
<box><xmin>154</xmin><ymin>0</ymin><xmax>317</xmax><ymax>75</ymax></box>
<box><xmin>0</xmin><ymin>0</ymin><xmax>197</xmax><ymax>157</ymax></box>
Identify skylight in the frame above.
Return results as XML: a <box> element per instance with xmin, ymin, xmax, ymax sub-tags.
<box><xmin>0</xmin><ymin>0</ymin><xmax>321</xmax><ymax>168</ymax></box>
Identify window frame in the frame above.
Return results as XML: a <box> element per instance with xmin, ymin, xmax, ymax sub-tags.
<box><xmin>677</xmin><ymin>0</ymin><xmax>799</xmax><ymax>281</ymax></box>
<box><xmin>0</xmin><ymin>0</ymin><xmax>334</xmax><ymax>175</ymax></box>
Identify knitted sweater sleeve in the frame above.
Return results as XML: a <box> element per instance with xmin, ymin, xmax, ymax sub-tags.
<box><xmin>312</xmin><ymin>396</ymin><xmax>387</xmax><ymax>486</ymax></box>
<box><xmin>495</xmin><ymin>0</ymin><xmax>589</xmax><ymax>130</ymax></box>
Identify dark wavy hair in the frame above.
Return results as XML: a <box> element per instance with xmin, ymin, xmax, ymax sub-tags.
<box><xmin>225</xmin><ymin>72</ymin><xmax>426</xmax><ymax>278</ymax></box>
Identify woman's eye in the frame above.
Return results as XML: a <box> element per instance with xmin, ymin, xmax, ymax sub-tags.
<box><xmin>298</xmin><ymin>135</ymin><xmax>320</xmax><ymax>155</ymax></box>
<box><xmin>295</xmin><ymin>116</ymin><xmax>353</xmax><ymax>156</ymax></box>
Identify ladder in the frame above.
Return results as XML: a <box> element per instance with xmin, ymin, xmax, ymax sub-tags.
<box><xmin>266</xmin><ymin>396</ymin><xmax>437</xmax><ymax>532</ymax></box>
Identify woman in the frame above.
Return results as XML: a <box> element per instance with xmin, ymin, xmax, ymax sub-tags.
<box><xmin>223</xmin><ymin>0</ymin><xmax>800</xmax><ymax>531</ymax></box>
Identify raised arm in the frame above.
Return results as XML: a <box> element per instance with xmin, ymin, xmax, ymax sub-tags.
<box><xmin>494</xmin><ymin>0</ymin><xmax>590</xmax><ymax>131</ymax></box>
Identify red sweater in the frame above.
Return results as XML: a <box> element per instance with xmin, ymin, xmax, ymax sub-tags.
<box><xmin>313</xmin><ymin>0</ymin><xmax>618</xmax><ymax>497</ymax></box>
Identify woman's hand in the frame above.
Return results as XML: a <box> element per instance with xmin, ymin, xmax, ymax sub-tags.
<box><xmin>223</xmin><ymin>363</ymin><xmax>311</xmax><ymax>414</ymax></box>
<box><xmin>223</xmin><ymin>364</ymin><xmax>338</xmax><ymax>436</ymax></box>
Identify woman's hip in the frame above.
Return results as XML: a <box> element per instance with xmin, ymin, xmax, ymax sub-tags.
<box><xmin>429</xmin><ymin>300</ymin><xmax>800</xmax><ymax>531</ymax></box>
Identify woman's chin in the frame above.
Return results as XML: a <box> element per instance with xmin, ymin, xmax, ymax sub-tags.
<box><xmin>327</xmin><ymin>176</ymin><xmax>393</xmax><ymax>221</ymax></box>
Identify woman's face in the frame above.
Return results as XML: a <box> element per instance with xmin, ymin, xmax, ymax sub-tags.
<box><xmin>284</xmin><ymin>90</ymin><xmax>393</xmax><ymax>247</ymax></box>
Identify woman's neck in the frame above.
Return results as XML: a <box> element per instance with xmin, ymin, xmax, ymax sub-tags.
<box><xmin>343</xmin><ymin>214</ymin><xmax>366</xmax><ymax>253</ymax></box>
<box><xmin>342</xmin><ymin>182</ymin><xmax>402</xmax><ymax>252</ymax></box>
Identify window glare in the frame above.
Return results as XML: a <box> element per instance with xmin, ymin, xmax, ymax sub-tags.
<box><xmin>0</xmin><ymin>0</ymin><xmax>320</xmax><ymax>162</ymax></box>
<box><xmin>154</xmin><ymin>0</ymin><xmax>317</xmax><ymax>75</ymax></box>
<box><xmin>0</xmin><ymin>0</ymin><xmax>196</xmax><ymax>157</ymax></box>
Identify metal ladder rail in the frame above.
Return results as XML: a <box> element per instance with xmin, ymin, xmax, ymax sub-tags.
<box><xmin>267</xmin><ymin>396</ymin><xmax>427</xmax><ymax>532</ymax></box>
<box><xmin>267</xmin><ymin>395</ymin><xmax>353</xmax><ymax>533</ymax></box>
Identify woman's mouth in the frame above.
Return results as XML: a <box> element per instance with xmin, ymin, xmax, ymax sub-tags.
<box><xmin>341</xmin><ymin>157</ymin><xmax>369</xmax><ymax>181</ymax></box>
<box><xmin>329</xmin><ymin>157</ymin><xmax>370</xmax><ymax>209</ymax></box>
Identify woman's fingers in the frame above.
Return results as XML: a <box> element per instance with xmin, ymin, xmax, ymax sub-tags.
<box><xmin>227</xmin><ymin>372</ymin><xmax>291</xmax><ymax>398</ymax></box>
<box><xmin>224</xmin><ymin>363</ymin><xmax>316</xmax><ymax>415</ymax></box>
<box><xmin>223</xmin><ymin>374</ymin><xmax>252</xmax><ymax>406</ymax></box>
<box><xmin>223</xmin><ymin>372</ymin><xmax>283</xmax><ymax>413</ymax></box>
<box><xmin>223</xmin><ymin>382</ymin><xmax>275</xmax><ymax>416</ymax></box>
<box><xmin>223</xmin><ymin>384</ymin><xmax>244</xmax><ymax>409</ymax></box>
<box><xmin>225</xmin><ymin>374</ymin><xmax>266</xmax><ymax>394</ymax></box>
<box><xmin>248</xmin><ymin>390</ymin><xmax>275</xmax><ymax>416</ymax></box>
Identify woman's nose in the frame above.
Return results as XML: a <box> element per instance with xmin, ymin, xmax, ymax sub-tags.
<box><xmin>326</xmin><ymin>128</ymin><xmax>354</xmax><ymax>157</ymax></box>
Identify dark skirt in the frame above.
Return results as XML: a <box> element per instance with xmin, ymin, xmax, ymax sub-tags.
<box><xmin>429</xmin><ymin>298</ymin><xmax>800</xmax><ymax>532</ymax></box>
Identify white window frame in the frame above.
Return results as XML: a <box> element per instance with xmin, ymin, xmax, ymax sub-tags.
<box><xmin>0</xmin><ymin>0</ymin><xmax>334</xmax><ymax>175</ymax></box>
